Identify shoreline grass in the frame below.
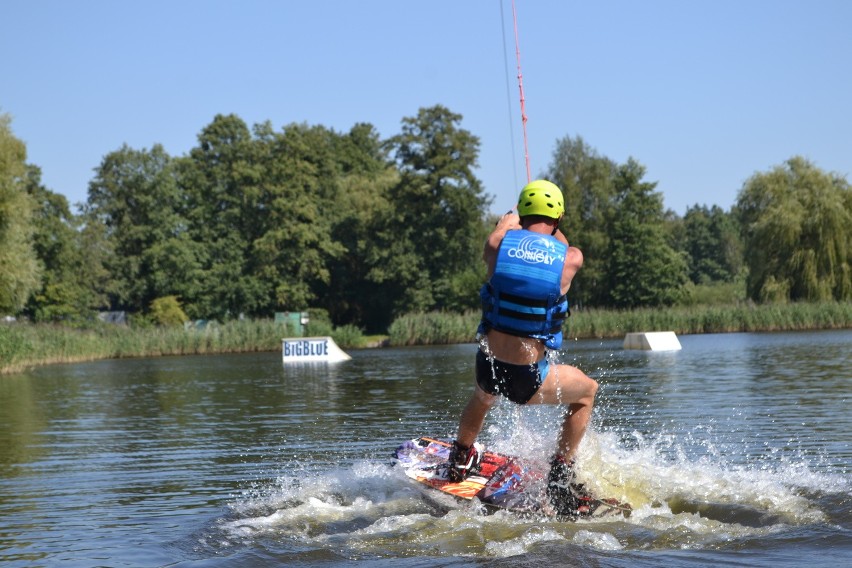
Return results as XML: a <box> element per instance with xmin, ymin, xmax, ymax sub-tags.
<box><xmin>0</xmin><ymin>319</ymin><xmax>367</xmax><ymax>375</ymax></box>
<box><xmin>2</xmin><ymin>301</ymin><xmax>850</xmax><ymax>373</ymax></box>
<box><xmin>567</xmin><ymin>301</ymin><xmax>852</xmax><ymax>338</ymax></box>
<box><xmin>387</xmin><ymin>301</ymin><xmax>852</xmax><ymax>346</ymax></box>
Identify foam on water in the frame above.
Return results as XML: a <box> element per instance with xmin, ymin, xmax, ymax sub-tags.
<box><xmin>216</xmin><ymin>419</ymin><xmax>848</xmax><ymax>559</ymax></box>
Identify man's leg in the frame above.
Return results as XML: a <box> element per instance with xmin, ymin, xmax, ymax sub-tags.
<box><xmin>456</xmin><ymin>384</ymin><xmax>497</xmax><ymax>448</ymax></box>
<box><xmin>448</xmin><ymin>384</ymin><xmax>497</xmax><ymax>482</ymax></box>
<box><xmin>529</xmin><ymin>363</ymin><xmax>598</xmax><ymax>516</ymax></box>
<box><xmin>528</xmin><ymin>364</ymin><xmax>598</xmax><ymax>461</ymax></box>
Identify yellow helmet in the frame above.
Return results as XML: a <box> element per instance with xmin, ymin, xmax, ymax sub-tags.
<box><xmin>517</xmin><ymin>179</ymin><xmax>564</xmax><ymax>219</ymax></box>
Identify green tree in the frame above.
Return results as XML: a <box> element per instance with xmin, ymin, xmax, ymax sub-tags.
<box><xmin>317</xmin><ymin>123</ymin><xmax>400</xmax><ymax>330</ymax></box>
<box><xmin>545</xmin><ymin>135</ymin><xmax>617</xmax><ymax>308</ymax></box>
<box><xmin>85</xmin><ymin>143</ymin><xmax>201</xmax><ymax>314</ymax></box>
<box><xmin>179</xmin><ymin>114</ymin><xmax>265</xmax><ymax>319</ymax></box>
<box><xmin>0</xmin><ymin>115</ymin><xmax>40</xmax><ymax>315</ymax></box>
<box><xmin>24</xmin><ymin>165</ymin><xmax>107</xmax><ymax>321</ymax></box>
<box><xmin>737</xmin><ymin>156</ymin><xmax>852</xmax><ymax>302</ymax></box>
<box><xmin>605</xmin><ymin>159</ymin><xmax>689</xmax><ymax>308</ymax></box>
<box><xmin>681</xmin><ymin>204</ymin><xmax>743</xmax><ymax>284</ymax></box>
<box><xmin>251</xmin><ymin>122</ymin><xmax>347</xmax><ymax>315</ymax></box>
<box><xmin>180</xmin><ymin>115</ymin><xmax>357</xmax><ymax>319</ymax></box>
<box><xmin>381</xmin><ymin>105</ymin><xmax>490</xmax><ymax>320</ymax></box>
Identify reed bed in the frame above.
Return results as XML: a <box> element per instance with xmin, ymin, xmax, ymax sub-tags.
<box><xmin>0</xmin><ymin>319</ymin><xmax>366</xmax><ymax>374</ymax></box>
<box><xmin>2</xmin><ymin>302</ymin><xmax>849</xmax><ymax>373</ymax></box>
<box><xmin>387</xmin><ymin>301</ymin><xmax>852</xmax><ymax>346</ymax></box>
<box><xmin>387</xmin><ymin>311</ymin><xmax>479</xmax><ymax>346</ymax></box>
<box><xmin>568</xmin><ymin>301</ymin><xmax>852</xmax><ymax>338</ymax></box>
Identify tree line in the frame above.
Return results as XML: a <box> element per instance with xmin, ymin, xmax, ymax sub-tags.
<box><xmin>1</xmin><ymin>107</ymin><xmax>850</xmax><ymax>332</ymax></box>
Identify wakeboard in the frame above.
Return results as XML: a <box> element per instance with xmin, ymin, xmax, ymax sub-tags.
<box><xmin>394</xmin><ymin>436</ymin><xmax>631</xmax><ymax>519</ymax></box>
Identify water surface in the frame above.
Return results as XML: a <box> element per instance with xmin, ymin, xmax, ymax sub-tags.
<box><xmin>0</xmin><ymin>331</ymin><xmax>849</xmax><ymax>566</ymax></box>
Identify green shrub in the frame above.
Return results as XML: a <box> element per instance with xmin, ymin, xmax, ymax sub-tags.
<box><xmin>149</xmin><ymin>296</ymin><xmax>189</xmax><ymax>327</ymax></box>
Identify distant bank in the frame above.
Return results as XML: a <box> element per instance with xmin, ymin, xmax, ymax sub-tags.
<box><xmin>2</xmin><ymin>301</ymin><xmax>850</xmax><ymax>374</ymax></box>
<box><xmin>386</xmin><ymin>301</ymin><xmax>852</xmax><ymax>346</ymax></box>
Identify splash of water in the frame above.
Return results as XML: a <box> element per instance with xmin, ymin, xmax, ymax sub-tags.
<box><xmin>214</xmin><ymin>417</ymin><xmax>847</xmax><ymax>561</ymax></box>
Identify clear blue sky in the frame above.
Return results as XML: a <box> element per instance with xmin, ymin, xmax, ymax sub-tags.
<box><xmin>3</xmin><ymin>0</ymin><xmax>850</xmax><ymax>216</ymax></box>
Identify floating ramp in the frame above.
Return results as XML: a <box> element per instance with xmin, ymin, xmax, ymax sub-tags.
<box><xmin>623</xmin><ymin>331</ymin><xmax>682</xmax><ymax>351</ymax></box>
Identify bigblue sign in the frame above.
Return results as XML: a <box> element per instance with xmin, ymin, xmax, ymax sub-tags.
<box><xmin>283</xmin><ymin>338</ymin><xmax>329</xmax><ymax>358</ymax></box>
<box><xmin>281</xmin><ymin>336</ymin><xmax>351</xmax><ymax>363</ymax></box>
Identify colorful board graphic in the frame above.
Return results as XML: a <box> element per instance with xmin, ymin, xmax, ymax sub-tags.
<box><xmin>394</xmin><ymin>436</ymin><xmax>631</xmax><ymax>519</ymax></box>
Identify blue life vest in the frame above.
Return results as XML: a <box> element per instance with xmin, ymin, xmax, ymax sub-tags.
<box><xmin>479</xmin><ymin>230</ymin><xmax>570</xmax><ymax>350</ymax></box>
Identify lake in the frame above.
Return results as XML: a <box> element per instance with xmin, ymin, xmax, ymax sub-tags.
<box><xmin>0</xmin><ymin>330</ymin><xmax>849</xmax><ymax>566</ymax></box>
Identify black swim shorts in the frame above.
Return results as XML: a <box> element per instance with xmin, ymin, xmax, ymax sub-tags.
<box><xmin>475</xmin><ymin>349</ymin><xmax>550</xmax><ymax>405</ymax></box>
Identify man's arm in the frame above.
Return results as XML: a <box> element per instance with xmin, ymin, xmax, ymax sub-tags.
<box><xmin>551</xmin><ymin>223</ymin><xmax>581</xmax><ymax>293</ymax></box>
<box><xmin>483</xmin><ymin>212</ymin><xmax>520</xmax><ymax>277</ymax></box>
<box><xmin>562</xmin><ymin>246</ymin><xmax>583</xmax><ymax>295</ymax></box>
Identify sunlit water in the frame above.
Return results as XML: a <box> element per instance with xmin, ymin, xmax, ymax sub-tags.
<box><xmin>0</xmin><ymin>330</ymin><xmax>849</xmax><ymax>566</ymax></box>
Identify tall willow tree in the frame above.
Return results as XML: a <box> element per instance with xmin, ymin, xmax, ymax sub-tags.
<box><xmin>737</xmin><ymin>156</ymin><xmax>852</xmax><ymax>302</ymax></box>
<box><xmin>0</xmin><ymin>115</ymin><xmax>40</xmax><ymax>315</ymax></box>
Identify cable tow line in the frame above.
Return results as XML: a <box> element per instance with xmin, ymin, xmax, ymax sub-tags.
<box><xmin>511</xmin><ymin>0</ymin><xmax>531</xmax><ymax>184</ymax></box>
